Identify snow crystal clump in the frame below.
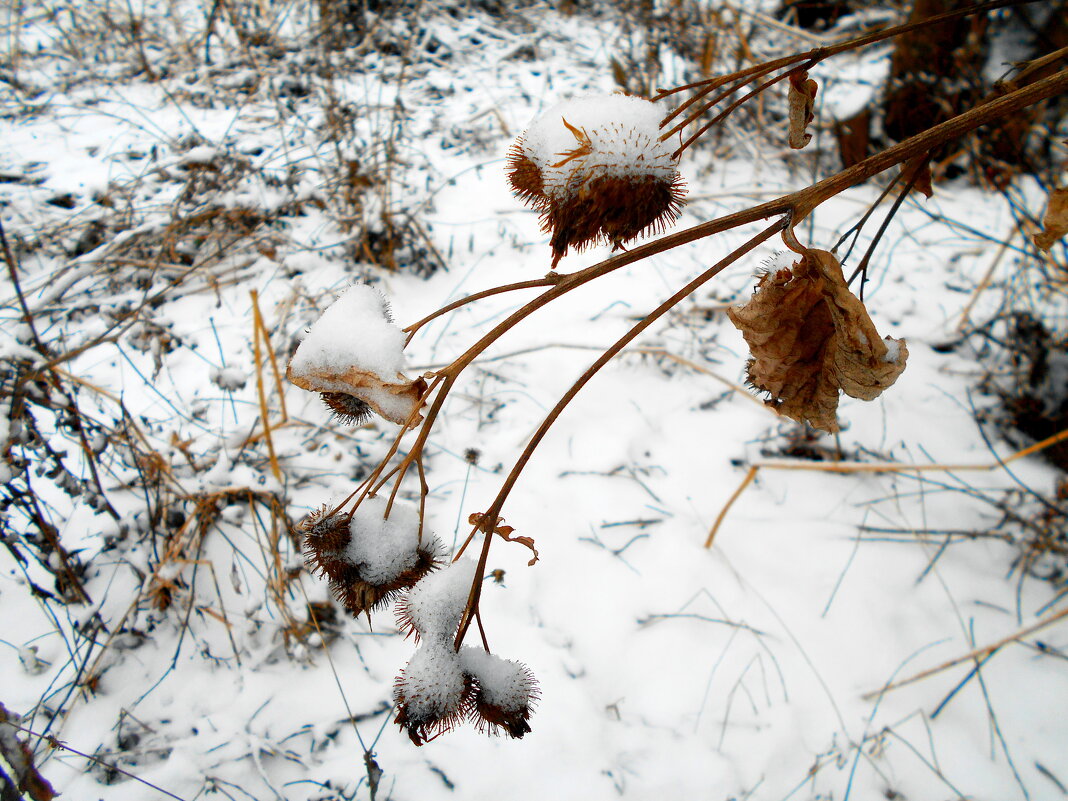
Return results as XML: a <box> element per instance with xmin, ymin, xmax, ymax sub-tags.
<box><xmin>289</xmin><ymin>284</ymin><xmax>404</xmax><ymax>382</ymax></box>
<box><xmin>398</xmin><ymin>558</ymin><xmax>478</xmax><ymax>640</ymax></box>
<box><xmin>460</xmin><ymin>647</ymin><xmax>537</xmax><ymax>714</ymax></box>
<box><xmin>521</xmin><ymin>95</ymin><xmax>676</xmax><ymax>199</ymax></box>
<box><xmin>344</xmin><ymin>495</ymin><xmax>421</xmax><ymax>584</ymax></box>
<box><xmin>393</xmin><ymin>640</ymin><xmax>469</xmax><ymax>744</ymax></box>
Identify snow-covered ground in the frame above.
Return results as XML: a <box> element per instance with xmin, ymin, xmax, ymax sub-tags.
<box><xmin>1</xmin><ymin>2</ymin><xmax>1066</xmax><ymax>800</ymax></box>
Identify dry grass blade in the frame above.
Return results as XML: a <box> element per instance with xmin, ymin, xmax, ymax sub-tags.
<box><xmin>863</xmin><ymin>605</ymin><xmax>1068</xmax><ymax>700</ymax></box>
<box><xmin>705</xmin><ymin>426</ymin><xmax>1068</xmax><ymax>547</ymax></box>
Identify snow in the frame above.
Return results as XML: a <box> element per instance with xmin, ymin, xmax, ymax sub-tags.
<box><xmin>289</xmin><ymin>284</ymin><xmax>408</xmax><ymax>384</ymax></box>
<box><xmin>460</xmin><ymin>647</ymin><xmax>537</xmax><ymax>713</ymax></box>
<box><xmin>883</xmin><ymin>336</ymin><xmax>902</xmax><ymax>363</ymax></box>
<box><xmin>1</xmin><ymin>2</ymin><xmax>1065</xmax><ymax>800</ymax></box>
<box><xmin>400</xmin><ymin>558</ymin><xmax>479</xmax><ymax>641</ymax></box>
<box><xmin>520</xmin><ymin>94</ymin><xmax>678</xmax><ymax>198</ymax></box>
<box><xmin>344</xmin><ymin>495</ymin><xmax>421</xmax><ymax>585</ymax></box>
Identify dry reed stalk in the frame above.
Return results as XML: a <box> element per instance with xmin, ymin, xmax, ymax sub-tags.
<box><xmin>250</xmin><ymin>289</ymin><xmax>282</xmax><ymax>482</ymax></box>
<box><xmin>704</xmin><ymin>426</ymin><xmax>1068</xmax><ymax>547</ymax></box>
<box><xmin>251</xmin><ymin>289</ymin><xmax>289</xmax><ymax>422</ymax></box>
<box><xmin>955</xmin><ymin>225</ymin><xmax>1020</xmax><ymax>333</ymax></box>
<box><xmin>863</xmin><ymin>604</ymin><xmax>1068</xmax><ymax>700</ymax></box>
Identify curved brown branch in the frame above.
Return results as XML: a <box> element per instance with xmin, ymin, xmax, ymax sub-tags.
<box><xmin>453</xmin><ymin>219</ymin><xmax>788</xmax><ymax>650</ymax></box>
<box><xmin>441</xmin><ymin>66</ymin><xmax>1068</xmax><ymax>651</ymax></box>
<box><xmin>403</xmin><ymin>277</ymin><xmax>557</xmax><ymax>342</ymax></box>
<box><xmin>655</xmin><ymin>0</ymin><xmax>1042</xmax><ymax>124</ymax></box>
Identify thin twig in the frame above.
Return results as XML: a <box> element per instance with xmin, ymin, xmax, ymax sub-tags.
<box><xmin>705</xmin><ymin>466</ymin><xmax>759</xmax><ymax>548</ymax></box>
<box><xmin>863</xmin><ymin>605</ymin><xmax>1068</xmax><ymax>700</ymax></box>
<box><xmin>454</xmin><ymin>219</ymin><xmax>788</xmax><ymax>649</ymax></box>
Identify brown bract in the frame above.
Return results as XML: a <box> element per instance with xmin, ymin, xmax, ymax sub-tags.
<box><xmin>286</xmin><ymin>362</ymin><xmax>427</xmax><ymax>426</ymax></box>
<box><xmin>542</xmin><ymin>171</ymin><xmax>685</xmax><ymax>268</ymax></box>
<box><xmin>505</xmin><ymin>138</ymin><xmax>546</xmax><ymax>208</ymax></box>
<box><xmin>728</xmin><ymin>248</ymin><xmax>908</xmax><ymax>432</ymax></box>
<box><xmin>787</xmin><ymin>71</ymin><xmax>818</xmax><ymax>150</ymax></box>
<box><xmin>1033</xmin><ymin>187</ymin><xmax>1068</xmax><ymax>252</ymax></box>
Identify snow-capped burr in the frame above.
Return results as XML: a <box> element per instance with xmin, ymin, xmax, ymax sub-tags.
<box><xmin>507</xmin><ymin>94</ymin><xmax>685</xmax><ymax>267</ymax></box>
<box><xmin>300</xmin><ymin>496</ymin><xmax>441</xmax><ymax>617</ymax></box>
<box><xmin>286</xmin><ymin>283</ymin><xmax>426</xmax><ymax>425</ymax></box>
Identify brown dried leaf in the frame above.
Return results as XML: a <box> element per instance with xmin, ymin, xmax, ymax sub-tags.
<box><xmin>468</xmin><ymin>513</ymin><xmax>540</xmax><ymax>565</ymax></box>
<box><xmin>1033</xmin><ymin>187</ymin><xmax>1068</xmax><ymax>252</ymax></box>
<box><xmin>727</xmin><ymin>249</ymin><xmax>908</xmax><ymax>432</ymax></box>
<box><xmin>900</xmin><ymin>154</ymin><xmax>933</xmax><ymax>199</ymax></box>
<box><xmin>787</xmin><ymin>71</ymin><xmax>818</xmax><ymax>150</ymax></box>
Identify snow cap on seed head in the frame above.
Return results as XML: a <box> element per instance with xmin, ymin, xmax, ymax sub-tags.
<box><xmin>393</xmin><ymin>639</ymin><xmax>471</xmax><ymax>745</ymax></box>
<box><xmin>299</xmin><ymin>496</ymin><xmax>441</xmax><ymax>617</ymax></box>
<box><xmin>396</xmin><ymin>557</ymin><xmax>479</xmax><ymax>642</ymax></box>
<box><xmin>286</xmin><ymin>284</ymin><xmax>426</xmax><ymax>425</ymax></box>
<box><xmin>507</xmin><ymin>93</ymin><xmax>685</xmax><ymax>267</ymax></box>
<box><xmin>460</xmin><ymin>646</ymin><xmax>539</xmax><ymax>738</ymax></box>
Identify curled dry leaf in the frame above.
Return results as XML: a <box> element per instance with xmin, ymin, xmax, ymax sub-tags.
<box><xmin>1033</xmin><ymin>187</ymin><xmax>1068</xmax><ymax>252</ymax></box>
<box><xmin>286</xmin><ymin>284</ymin><xmax>427</xmax><ymax>426</ymax></box>
<box><xmin>900</xmin><ymin>153</ymin><xmax>933</xmax><ymax>199</ymax></box>
<box><xmin>469</xmin><ymin>512</ymin><xmax>539</xmax><ymax>565</ymax></box>
<box><xmin>787</xmin><ymin>71</ymin><xmax>819</xmax><ymax>150</ymax></box>
<box><xmin>288</xmin><ymin>364</ymin><xmax>427</xmax><ymax>426</ymax></box>
<box><xmin>727</xmin><ymin>248</ymin><xmax>908</xmax><ymax>432</ymax></box>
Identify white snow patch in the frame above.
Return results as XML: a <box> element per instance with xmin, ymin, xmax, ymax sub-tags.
<box><xmin>402</xmin><ymin>558</ymin><xmax>479</xmax><ymax>640</ymax></box>
<box><xmin>343</xmin><ymin>495</ymin><xmax>421</xmax><ymax>584</ymax></box>
<box><xmin>288</xmin><ymin>284</ymin><xmax>409</xmax><ymax>383</ymax></box>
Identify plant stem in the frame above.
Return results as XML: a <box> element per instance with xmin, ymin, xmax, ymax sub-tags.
<box><xmin>453</xmin><ymin>219</ymin><xmax>788</xmax><ymax>649</ymax></box>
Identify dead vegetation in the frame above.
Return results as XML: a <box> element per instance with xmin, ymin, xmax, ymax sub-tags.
<box><xmin>0</xmin><ymin>0</ymin><xmax>1066</xmax><ymax>796</ymax></box>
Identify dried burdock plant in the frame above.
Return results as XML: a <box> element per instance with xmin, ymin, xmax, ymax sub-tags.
<box><xmin>392</xmin><ymin>559</ymin><xmax>539</xmax><ymax>744</ymax></box>
<box><xmin>393</xmin><ymin>641</ymin><xmax>473</xmax><ymax>745</ymax></box>
<box><xmin>728</xmin><ymin>246</ymin><xmax>908</xmax><ymax>432</ymax></box>
<box><xmin>507</xmin><ymin>94</ymin><xmax>685</xmax><ymax>267</ymax></box>
<box><xmin>299</xmin><ymin>497</ymin><xmax>442</xmax><ymax>617</ymax></box>
<box><xmin>460</xmin><ymin>647</ymin><xmax>539</xmax><ymax>739</ymax></box>
<box><xmin>286</xmin><ymin>4</ymin><xmax>1068</xmax><ymax>745</ymax></box>
<box><xmin>287</xmin><ymin>284</ymin><xmax>427</xmax><ymax>425</ymax></box>
<box><xmin>1033</xmin><ymin>186</ymin><xmax>1068</xmax><ymax>252</ymax></box>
